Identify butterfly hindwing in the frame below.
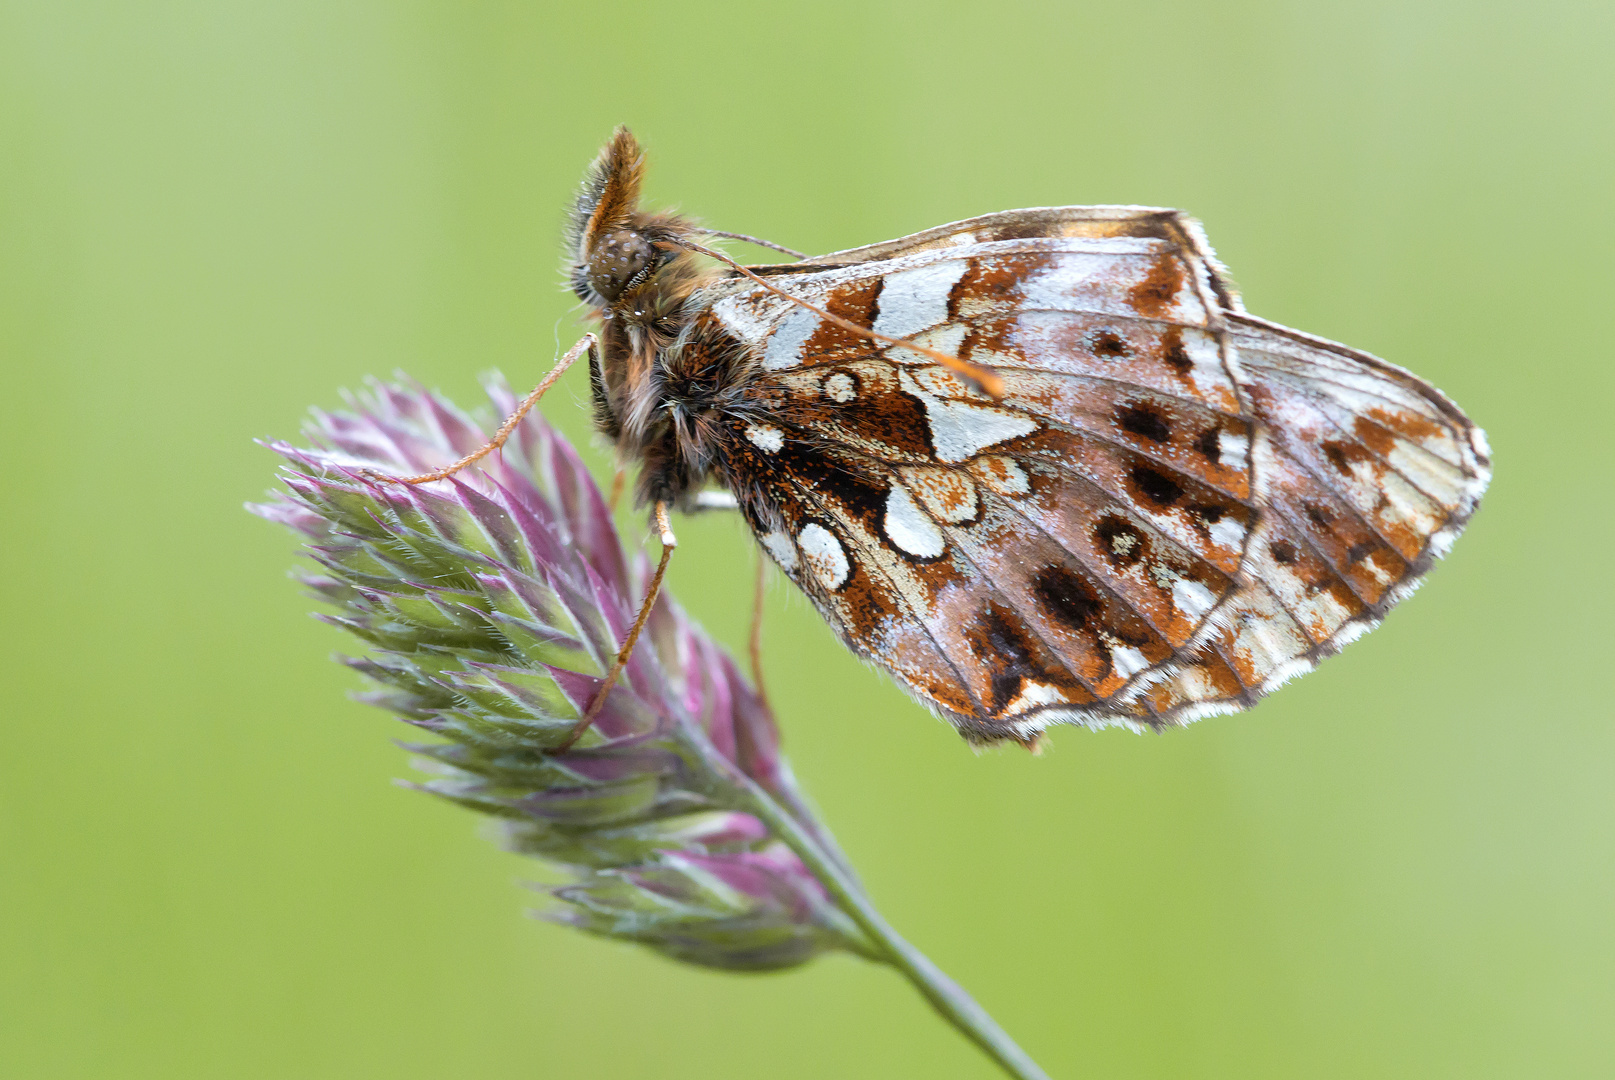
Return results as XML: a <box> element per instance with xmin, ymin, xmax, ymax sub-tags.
<box><xmin>690</xmin><ymin>207</ymin><xmax>1487</xmax><ymax>741</ymax></box>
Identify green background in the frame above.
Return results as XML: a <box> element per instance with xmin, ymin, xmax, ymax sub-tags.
<box><xmin>3</xmin><ymin>2</ymin><xmax>1610</xmax><ymax>1077</ymax></box>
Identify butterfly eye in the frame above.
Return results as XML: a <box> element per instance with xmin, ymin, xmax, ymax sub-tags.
<box><xmin>587</xmin><ymin>229</ymin><xmax>654</xmax><ymax>303</ymax></box>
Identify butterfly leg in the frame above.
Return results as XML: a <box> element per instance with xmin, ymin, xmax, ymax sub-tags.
<box><xmin>655</xmin><ymin>488</ymin><xmax>770</xmax><ymax>703</ymax></box>
<box><xmin>690</xmin><ymin>490</ymin><xmax>739</xmax><ymax>512</ymax></box>
<box><xmin>607</xmin><ymin>466</ymin><xmax>628</xmax><ymax>512</ymax></box>
<box><xmin>748</xmin><ymin>545</ymin><xmax>771</xmax><ymax>712</ymax></box>
<box><xmin>556</xmin><ymin>500</ymin><xmax>677</xmax><ymax>751</ymax></box>
<box><xmin>369</xmin><ymin>333</ymin><xmax>597</xmax><ymax>485</ymax></box>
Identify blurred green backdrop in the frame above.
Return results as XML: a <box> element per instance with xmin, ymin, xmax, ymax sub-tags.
<box><xmin>3</xmin><ymin>2</ymin><xmax>1611</xmax><ymax>1077</ymax></box>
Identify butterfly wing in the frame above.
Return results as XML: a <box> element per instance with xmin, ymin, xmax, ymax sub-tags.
<box><xmin>694</xmin><ymin>209</ymin><xmax>1488</xmax><ymax>742</ymax></box>
<box><xmin>1123</xmin><ymin>314</ymin><xmax>1491</xmax><ymax>725</ymax></box>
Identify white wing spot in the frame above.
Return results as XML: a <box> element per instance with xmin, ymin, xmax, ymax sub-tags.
<box><xmin>823</xmin><ymin>372</ymin><xmax>857</xmax><ymax>403</ymax></box>
<box><xmin>761</xmin><ymin>530</ymin><xmax>797</xmax><ymax>572</ymax></box>
<box><xmin>872</xmin><ymin>260</ymin><xmax>969</xmax><ymax>339</ymax></box>
<box><xmin>1018</xmin><ymin>254</ymin><xmax>1127</xmax><ymax>312</ymax></box>
<box><xmin>884</xmin><ymin>484</ymin><xmax>946</xmax><ymax>558</ymax></box>
<box><xmin>929</xmin><ymin>402</ymin><xmax>1036</xmax><ymax>463</ymax></box>
<box><xmin>1217</xmin><ymin>429</ymin><xmax>1250</xmax><ymax>470</ymax></box>
<box><xmin>710</xmin><ymin>295</ymin><xmax>770</xmax><ymax>344</ymax></box>
<box><xmin>1172</xmin><ymin>578</ymin><xmax>1217</xmax><ymax>620</ymax></box>
<box><xmin>899</xmin><ymin>369</ymin><xmax>1038</xmax><ymax>464</ymax></box>
<box><xmin>1208</xmin><ymin>516</ymin><xmax>1247</xmax><ymax>550</ymax></box>
<box><xmin>763</xmin><ymin>305</ymin><xmax>822</xmax><ymax>371</ymax></box>
<box><xmin>798</xmin><ymin>523</ymin><xmax>850</xmax><ymax>590</ymax></box>
<box><xmin>745</xmin><ymin>424</ymin><xmax>784</xmax><ymax>453</ymax></box>
<box><xmin>1005</xmin><ymin>681</ymin><xmax>1067</xmax><ymax>714</ymax></box>
<box><xmin>1111</xmin><ymin>646</ymin><xmax>1149</xmax><ymax>678</ymax></box>
<box><xmin>1146</xmin><ymin>562</ymin><xmax>1219</xmax><ymax>621</ymax></box>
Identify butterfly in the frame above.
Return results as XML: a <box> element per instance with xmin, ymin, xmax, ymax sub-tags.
<box><xmin>386</xmin><ymin>127</ymin><xmax>1491</xmax><ymax>749</ymax></box>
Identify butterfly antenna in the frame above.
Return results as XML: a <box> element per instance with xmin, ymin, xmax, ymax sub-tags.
<box><xmin>663</xmin><ymin>238</ymin><xmax>1006</xmax><ymax>398</ymax></box>
<box><xmin>700</xmin><ymin>230</ymin><xmax>807</xmax><ymax>260</ymax></box>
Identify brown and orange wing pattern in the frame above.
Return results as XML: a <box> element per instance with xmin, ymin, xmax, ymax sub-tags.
<box><xmin>1123</xmin><ymin>314</ymin><xmax>1490</xmax><ymax>726</ymax></box>
<box><xmin>694</xmin><ymin>208</ymin><xmax>1488</xmax><ymax>742</ymax></box>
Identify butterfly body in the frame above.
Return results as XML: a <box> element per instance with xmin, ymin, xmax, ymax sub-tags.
<box><xmin>567</xmin><ymin>128</ymin><xmax>1490</xmax><ymax>745</ymax></box>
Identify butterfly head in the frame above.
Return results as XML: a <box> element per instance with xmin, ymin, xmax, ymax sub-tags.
<box><xmin>566</xmin><ymin>127</ymin><xmax>710</xmax><ymax>317</ymax></box>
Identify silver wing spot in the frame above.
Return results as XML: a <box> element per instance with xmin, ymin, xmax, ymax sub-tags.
<box><xmin>745</xmin><ymin>423</ymin><xmax>785</xmax><ymax>452</ymax></box>
<box><xmin>764</xmin><ymin>304</ymin><xmax>822</xmax><ymax>371</ymax></box>
<box><xmin>798</xmin><ymin>523</ymin><xmax>850</xmax><ymax>590</ymax></box>
<box><xmin>872</xmin><ymin>260</ymin><xmax>969</xmax><ymax>339</ymax></box>
<box><xmin>761</xmin><ymin>529</ymin><xmax>797</xmax><ymax>572</ymax></box>
<box><xmin>898</xmin><ymin>369</ymin><xmax>1038</xmax><ymax>463</ymax></box>
<box><xmin>883</xmin><ymin>484</ymin><xmax>946</xmax><ymax>558</ymax></box>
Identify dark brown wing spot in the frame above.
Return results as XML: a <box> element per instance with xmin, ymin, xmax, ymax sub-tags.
<box><xmin>1088</xmin><ymin>329</ymin><xmax>1130</xmax><ymax>360</ymax></box>
<box><xmin>966</xmin><ymin>602</ymin><xmax>1094</xmax><ymax>715</ymax></box>
<box><xmin>1032</xmin><ymin>565</ymin><xmax>1100</xmax><ymax>632</ymax></box>
<box><xmin>1094</xmin><ymin>515</ymin><xmax>1148</xmax><ymax>567</ymax></box>
<box><xmin>957</xmin><ymin>252</ymin><xmax>1049</xmax><ymax>309</ymax></box>
<box><xmin>1195</xmin><ymin>426</ymin><xmax>1222</xmax><ymax>463</ymax></box>
<box><xmin>786</xmin><ymin>368</ymin><xmax>936</xmax><ymax>461</ymax></box>
<box><xmin>1116</xmin><ymin>403</ymin><xmax>1170</xmax><ymax>443</ymax></box>
<box><xmin>811</xmin><ymin>457</ymin><xmax>888</xmax><ymax>522</ymax></box>
<box><xmin>1346</xmin><ymin>540</ymin><xmax>1380</xmax><ymax>564</ymax></box>
<box><xmin>1321</xmin><ymin>439</ymin><xmax>1373</xmax><ymax>476</ymax></box>
<box><xmin>974</xmin><ymin>605</ymin><xmax>1039</xmax><ymax>712</ymax></box>
<box><xmin>1269</xmin><ymin>539</ymin><xmax>1299</xmax><ymax>564</ymax></box>
<box><xmin>1304</xmin><ymin>503</ymin><xmax>1335</xmax><ymax>528</ymax></box>
<box><xmin>1130</xmin><ymin>465</ymin><xmax>1184</xmax><ymax>506</ymax></box>
<box><xmin>1160</xmin><ymin>327</ymin><xmax>1193</xmax><ymax>376</ymax></box>
<box><xmin>1129</xmin><ymin>253</ymin><xmax>1185</xmax><ymax>318</ymax></box>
